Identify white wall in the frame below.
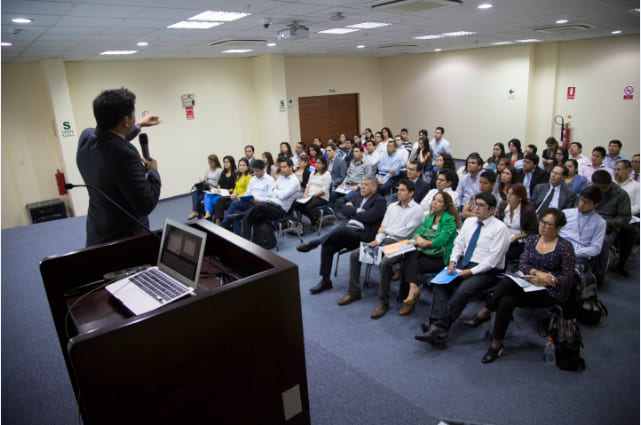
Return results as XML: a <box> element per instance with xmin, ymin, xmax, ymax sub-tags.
<box><xmin>553</xmin><ymin>35</ymin><xmax>640</xmax><ymax>156</ymax></box>
<box><xmin>284</xmin><ymin>56</ymin><xmax>384</xmax><ymax>143</ymax></box>
<box><xmin>381</xmin><ymin>45</ymin><xmax>532</xmax><ymax>160</ymax></box>
<box><xmin>1</xmin><ymin>64</ymin><xmax>66</xmax><ymax>228</ymax></box>
<box><xmin>65</xmin><ymin>58</ymin><xmax>259</xmax><ymax>203</ymax></box>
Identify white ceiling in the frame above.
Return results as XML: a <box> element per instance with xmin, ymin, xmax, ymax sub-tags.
<box><xmin>1</xmin><ymin>0</ymin><xmax>639</xmax><ymax>62</ymax></box>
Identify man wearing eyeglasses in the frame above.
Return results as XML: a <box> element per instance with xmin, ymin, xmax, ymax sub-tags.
<box><xmin>415</xmin><ymin>191</ymin><xmax>511</xmax><ymax>347</ymax></box>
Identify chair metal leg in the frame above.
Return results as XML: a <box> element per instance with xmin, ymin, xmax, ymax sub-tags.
<box><xmin>363</xmin><ymin>264</ymin><xmax>372</xmax><ymax>288</ymax></box>
<box><xmin>334</xmin><ymin>251</ymin><xmax>341</xmax><ymax>277</ymax></box>
<box><xmin>318</xmin><ymin>210</ymin><xmax>324</xmax><ymax>236</ymax></box>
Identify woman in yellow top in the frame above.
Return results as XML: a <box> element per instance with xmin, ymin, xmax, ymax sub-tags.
<box><xmin>213</xmin><ymin>158</ymin><xmax>251</xmax><ymax>223</ymax></box>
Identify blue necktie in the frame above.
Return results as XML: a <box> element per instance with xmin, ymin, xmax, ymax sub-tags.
<box><xmin>460</xmin><ymin>221</ymin><xmax>483</xmax><ymax>267</ymax></box>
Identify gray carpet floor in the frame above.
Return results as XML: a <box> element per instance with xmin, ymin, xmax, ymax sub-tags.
<box><xmin>2</xmin><ymin>194</ymin><xmax>639</xmax><ymax>425</ymax></box>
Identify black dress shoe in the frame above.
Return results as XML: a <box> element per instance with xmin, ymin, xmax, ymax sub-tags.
<box><xmin>415</xmin><ymin>325</ymin><xmax>448</xmax><ymax>346</ymax></box>
<box><xmin>481</xmin><ymin>344</ymin><xmax>504</xmax><ymax>364</ymax></box>
<box><xmin>296</xmin><ymin>239</ymin><xmax>321</xmax><ymax>253</ymax></box>
<box><xmin>310</xmin><ymin>279</ymin><xmax>332</xmax><ymax>295</ymax></box>
<box><xmin>420</xmin><ymin>322</ymin><xmax>429</xmax><ymax>333</ymax></box>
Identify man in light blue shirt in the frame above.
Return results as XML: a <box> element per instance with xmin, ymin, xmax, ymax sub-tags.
<box><xmin>456</xmin><ymin>153</ymin><xmax>483</xmax><ymax>207</ymax></box>
<box><xmin>560</xmin><ymin>186</ymin><xmax>606</xmax><ymax>263</ymax></box>
<box><xmin>429</xmin><ymin>126</ymin><xmax>451</xmax><ymax>161</ymax></box>
<box><xmin>376</xmin><ymin>140</ymin><xmax>405</xmax><ymax>194</ymax></box>
<box><xmin>604</xmin><ymin>139</ymin><xmax>624</xmax><ymax>170</ymax></box>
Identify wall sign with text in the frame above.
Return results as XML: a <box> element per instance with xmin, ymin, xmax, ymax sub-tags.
<box><xmin>566</xmin><ymin>86</ymin><xmax>576</xmax><ymax>100</ymax></box>
<box><xmin>61</xmin><ymin>121</ymin><xmax>75</xmax><ymax>138</ymax></box>
<box><xmin>624</xmin><ymin>85</ymin><xmax>634</xmax><ymax>100</ymax></box>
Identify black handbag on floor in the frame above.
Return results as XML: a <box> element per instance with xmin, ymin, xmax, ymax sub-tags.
<box><xmin>549</xmin><ymin>313</ymin><xmax>586</xmax><ymax>372</ymax></box>
<box><xmin>252</xmin><ymin>222</ymin><xmax>277</xmax><ymax>250</ymax></box>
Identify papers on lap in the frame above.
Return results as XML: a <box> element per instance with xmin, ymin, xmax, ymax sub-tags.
<box><xmin>503</xmin><ymin>271</ymin><xmax>546</xmax><ymax>292</ymax></box>
<box><xmin>359</xmin><ymin>243</ymin><xmax>382</xmax><ymax>265</ymax></box>
<box><xmin>431</xmin><ymin>267</ymin><xmax>459</xmax><ymax>285</ymax></box>
<box><xmin>382</xmin><ymin>240</ymin><xmax>416</xmax><ymax>258</ymax></box>
<box><xmin>296</xmin><ymin>196</ymin><xmax>312</xmax><ymax>204</ymax></box>
<box><xmin>335</xmin><ymin>184</ymin><xmax>357</xmax><ymax>195</ymax></box>
<box><xmin>209</xmin><ymin>188</ymin><xmax>230</xmax><ymax>196</ymax></box>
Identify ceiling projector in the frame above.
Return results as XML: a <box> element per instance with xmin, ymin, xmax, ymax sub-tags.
<box><xmin>277</xmin><ymin>22</ymin><xmax>310</xmax><ymax>41</ymax></box>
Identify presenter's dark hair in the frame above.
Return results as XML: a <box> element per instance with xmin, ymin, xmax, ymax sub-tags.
<box><xmin>474</xmin><ymin>191</ymin><xmax>497</xmax><ymax>209</ymax></box>
<box><xmin>397</xmin><ymin>178</ymin><xmax>415</xmax><ymax>193</ymax></box>
<box><xmin>580</xmin><ymin>186</ymin><xmax>602</xmax><ymax>205</ymax></box>
<box><xmin>93</xmin><ymin>88</ymin><xmax>136</xmax><ymax>131</ymax></box>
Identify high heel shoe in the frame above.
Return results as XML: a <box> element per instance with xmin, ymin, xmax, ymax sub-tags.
<box><xmin>481</xmin><ymin>344</ymin><xmax>504</xmax><ymax>364</ymax></box>
<box><xmin>463</xmin><ymin>311</ymin><xmax>491</xmax><ymax>327</ymax></box>
<box><xmin>399</xmin><ymin>290</ymin><xmax>421</xmax><ymax>316</ymax></box>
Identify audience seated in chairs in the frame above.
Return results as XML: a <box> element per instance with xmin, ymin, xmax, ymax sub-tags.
<box><xmin>591</xmin><ymin>169</ymin><xmax>632</xmax><ymax>277</ymax></box>
<box><xmin>222</xmin><ymin>159</ymin><xmax>273</xmax><ymax>234</ymax></box>
<box><xmin>507</xmin><ymin>138</ymin><xmax>524</xmax><ymax>168</ymax></box>
<box><xmin>581</xmin><ymin>146</ymin><xmax>613</xmax><ymax>180</ymax></box>
<box><xmin>326</xmin><ymin>143</ymin><xmax>347</xmax><ymax>189</ymax></box>
<box><xmin>203</xmin><ymin>155</ymin><xmax>237</xmax><ymax>220</ymax></box>
<box><xmin>433</xmin><ymin>153</ymin><xmax>459</xmax><ymax>190</ymax></box>
<box><xmin>296</xmin><ymin>177</ymin><xmax>387</xmax><ymax>295</ymax></box>
<box><xmin>213</xmin><ymin>158</ymin><xmax>251</xmax><ymax>224</ymax></box>
<box><xmin>336</xmin><ymin>179</ymin><xmax>424</xmax><ymax>319</ymax></box>
<box><xmin>485</xmin><ymin>143</ymin><xmax>506</xmax><ymax>172</ymax></box>
<box><xmin>293</xmin><ymin>157</ymin><xmax>331</xmax><ymax>226</ymax></box>
<box><xmin>404</xmin><ymin>161</ymin><xmax>430</xmax><ymax>204</ymax></box>
<box><xmin>518</xmin><ymin>152</ymin><xmax>548</xmax><ymax>199</ymax></box>
<box><xmin>563</xmin><ymin>158</ymin><xmax>589</xmax><ymax>195</ymax></box>
<box><xmin>559</xmin><ymin>186</ymin><xmax>606</xmax><ymax>268</ymax></box>
<box><xmin>277</xmin><ymin>142</ymin><xmax>293</xmax><ymax>163</ymax></box>
<box><xmin>495</xmin><ymin>183</ymin><xmax>538</xmax><ymax>270</ymax></box>
<box><xmin>531</xmin><ymin>165</ymin><xmax>577</xmax><ymax>218</ymax></box>
<box><xmin>497</xmin><ymin>164</ymin><xmax>520</xmax><ymax>202</ymax></box>
<box><xmin>421</xmin><ymin>169</ymin><xmax>458</xmax><ymax>214</ymax></box>
<box><xmin>189</xmin><ymin>154</ymin><xmax>223</xmax><ymax>219</ymax></box>
<box><xmin>398</xmin><ymin>191</ymin><xmax>460</xmax><ymax>315</ymax></box>
<box><xmin>243</xmin><ymin>159</ymin><xmax>300</xmax><ymax>241</ymax></box>
<box><xmin>294</xmin><ymin>153</ymin><xmax>312</xmax><ymax>190</ymax></box>
<box><xmin>414</xmin><ymin>192</ymin><xmax>511</xmax><ymax>348</ymax></box>
<box><xmin>468</xmin><ymin>208</ymin><xmax>576</xmax><ymax>364</ymax></box>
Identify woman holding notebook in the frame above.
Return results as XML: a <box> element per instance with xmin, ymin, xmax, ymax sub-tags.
<box><xmin>398</xmin><ymin>191</ymin><xmax>459</xmax><ymax>315</ymax></box>
<box><xmin>293</xmin><ymin>157</ymin><xmax>331</xmax><ymax>226</ymax></box>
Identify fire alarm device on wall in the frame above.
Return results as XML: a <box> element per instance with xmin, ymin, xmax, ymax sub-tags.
<box><xmin>181</xmin><ymin>94</ymin><xmax>195</xmax><ymax>108</ymax></box>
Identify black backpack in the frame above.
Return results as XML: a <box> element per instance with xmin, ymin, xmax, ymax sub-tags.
<box><xmin>575</xmin><ymin>264</ymin><xmax>608</xmax><ymax>326</ymax></box>
<box><xmin>548</xmin><ymin>312</ymin><xmax>586</xmax><ymax>372</ymax></box>
<box><xmin>252</xmin><ymin>221</ymin><xmax>277</xmax><ymax>250</ymax></box>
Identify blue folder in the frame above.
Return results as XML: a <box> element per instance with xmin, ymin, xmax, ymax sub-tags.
<box><xmin>430</xmin><ymin>267</ymin><xmax>460</xmax><ymax>285</ymax></box>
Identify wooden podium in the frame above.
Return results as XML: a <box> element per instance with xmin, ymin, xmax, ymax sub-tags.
<box><xmin>40</xmin><ymin>219</ymin><xmax>310</xmax><ymax>425</ymax></box>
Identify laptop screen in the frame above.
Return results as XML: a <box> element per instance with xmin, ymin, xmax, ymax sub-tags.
<box><xmin>159</xmin><ymin>223</ymin><xmax>204</xmax><ymax>282</ymax></box>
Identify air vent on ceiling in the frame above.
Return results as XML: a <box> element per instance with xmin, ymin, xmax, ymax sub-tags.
<box><xmin>378</xmin><ymin>43</ymin><xmax>418</xmax><ymax>49</ymax></box>
<box><xmin>534</xmin><ymin>24</ymin><xmax>593</xmax><ymax>33</ymax></box>
<box><xmin>372</xmin><ymin>0</ymin><xmax>463</xmax><ymax>13</ymax></box>
<box><xmin>208</xmin><ymin>39</ymin><xmax>267</xmax><ymax>47</ymax></box>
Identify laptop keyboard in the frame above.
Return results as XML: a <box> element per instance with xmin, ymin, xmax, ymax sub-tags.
<box><xmin>130</xmin><ymin>268</ymin><xmax>189</xmax><ymax>303</ymax></box>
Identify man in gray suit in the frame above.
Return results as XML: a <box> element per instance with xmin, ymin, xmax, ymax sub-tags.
<box><xmin>326</xmin><ymin>143</ymin><xmax>347</xmax><ymax>188</ymax></box>
<box><xmin>531</xmin><ymin>165</ymin><xmax>577</xmax><ymax>217</ymax></box>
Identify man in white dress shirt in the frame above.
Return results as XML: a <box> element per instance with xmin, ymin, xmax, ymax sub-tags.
<box><xmin>415</xmin><ymin>191</ymin><xmax>511</xmax><ymax>347</ymax></box>
<box><xmin>421</xmin><ymin>169</ymin><xmax>458</xmax><ymax>214</ymax></box>
<box><xmin>568</xmin><ymin>142</ymin><xmax>590</xmax><ymax>171</ymax></box>
<box><xmin>581</xmin><ymin>146</ymin><xmax>613</xmax><ymax>181</ymax></box>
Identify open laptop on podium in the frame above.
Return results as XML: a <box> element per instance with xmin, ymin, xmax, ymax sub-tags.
<box><xmin>106</xmin><ymin>219</ymin><xmax>207</xmax><ymax>315</ymax></box>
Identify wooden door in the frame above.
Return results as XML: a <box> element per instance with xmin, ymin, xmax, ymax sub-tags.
<box><xmin>298</xmin><ymin>93</ymin><xmax>359</xmax><ymax>145</ymax></box>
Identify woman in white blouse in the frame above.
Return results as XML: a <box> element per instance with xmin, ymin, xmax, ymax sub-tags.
<box><xmin>494</xmin><ymin>183</ymin><xmax>538</xmax><ymax>270</ymax></box>
<box><xmin>189</xmin><ymin>154</ymin><xmax>222</xmax><ymax>219</ymax></box>
<box><xmin>293</xmin><ymin>156</ymin><xmax>331</xmax><ymax>225</ymax></box>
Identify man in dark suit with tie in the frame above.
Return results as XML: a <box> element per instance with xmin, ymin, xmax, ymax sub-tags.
<box><xmin>531</xmin><ymin>165</ymin><xmax>577</xmax><ymax>218</ymax></box>
<box><xmin>77</xmin><ymin>88</ymin><xmax>162</xmax><ymax>247</ymax></box>
<box><xmin>296</xmin><ymin>176</ymin><xmax>387</xmax><ymax>294</ymax></box>
<box><xmin>518</xmin><ymin>152</ymin><xmax>548</xmax><ymax>199</ymax></box>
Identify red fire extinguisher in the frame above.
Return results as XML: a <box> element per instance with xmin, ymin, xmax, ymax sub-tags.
<box><xmin>56</xmin><ymin>169</ymin><xmax>67</xmax><ymax>195</ymax></box>
<box><xmin>561</xmin><ymin>117</ymin><xmax>572</xmax><ymax>150</ymax></box>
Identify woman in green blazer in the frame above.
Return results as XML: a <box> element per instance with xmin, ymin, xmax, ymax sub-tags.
<box><xmin>399</xmin><ymin>191</ymin><xmax>459</xmax><ymax>315</ymax></box>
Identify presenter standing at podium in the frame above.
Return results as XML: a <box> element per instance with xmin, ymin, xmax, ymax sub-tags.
<box><xmin>77</xmin><ymin>88</ymin><xmax>162</xmax><ymax>246</ymax></box>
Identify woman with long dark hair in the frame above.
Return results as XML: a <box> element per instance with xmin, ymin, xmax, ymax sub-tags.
<box><xmin>262</xmin><ymin>151</ymin><xmax>277</xmax><ymax>178</ymax></box>
<box><xmin>494</xmin><ymin>183</ymin><xmax>538</xmax><ymax>268</ymax></box>
<box><xmin>204</xmin><ymin>155</ymin><xmax>237</xmax><ymax>219</ymax></box>
<box><xmin>214</xmin><ymin>158</ymin><xmax>251</xmax><ymax>223</ymax></box>
<box><xmin>278</xmin><ymin>142</ymin><xmax>293</xmax><ymax>163</ymax></box>
<box><xmin>486</xmin><ymin>143</ymin><xmax>506</xmax><ymax>171</ymax></box>
<box><xmin>307</xmin><ymin>144</ymin><xmax>321</xmax><ymax>169</ymax></box>
<box><xmin>563</xmin><ymin>158</ymin><xmax>588</xmax><ymax>194</ymax></box>
<box><xmin>497</xmin><ymin>165</ymin><xmax>519</xmax><ymax>201</ymax></box>
<box><xmin>553</xmin><ymin>147</ymin><xmax>568</xmax><ymax>168</ymax></box>
<box><xmin>433</xmin><ymin>153</ymin><xmax>459</xmax><ymax>190</ymax></box>
<box><xmin>507</xmin><ymin>139</ymin><xmax>523</xmax><ymax>167</ymax></box>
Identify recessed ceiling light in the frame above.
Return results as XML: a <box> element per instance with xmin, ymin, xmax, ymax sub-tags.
<box><xmin>188</xmin><ymin>11</ymin><xmax>251</xmax><ymax>22</ymax></box>
<box><xmin>267</xmin><ymin>42</ymin><xmax>277</xmax><ymax>47</ymax></box>
<box><xmin>222</xmin><ymin>49</ymin><xmax>253</xmax><ymax>53</ymax></box>
<box><xmin>318</xmin><ymin>28</ymin><xmax>359</xmax><ymax>35</ymax></box>
<box><xmin>442</xmin><ymin>31</ymin><xmax>476</xmax><ymax>37</ymax></box>
<box><xmin>556</xmin><ymin>19</ymin><xmax>569</xmax><ymax>24</ymax></box>
<box><xmin>477</xmin><ymin>3</ymin><xmax>493</xmax><ymax>9</ymax></box>
<box><xmin>137</xmin><ymin>41</ymin><xmax>149</xmax><ymax>47</ymax></box>
<box><xmin>100</xmin><ymin>50</ymin><xmax>137</xmax><ymax>55</ymax></box>
<box><xmin>492</xmin><ymin>41</ymin><xmax>513</xmax><ymax>45</ymax></box>
<box><xmin>434</xmin><ymin>48</ymin><xmax>442</xmax><ymax>52</ymax></box>
<box><xmin>347</xmin><ymin>22</ymin><xmax>390</xmax><ymax>29</ymax></box>
<box><xmin>12</xmin><ymin>17</ymin><xmax>32</xmax><ymax>24</ymax></box>
<box><xmin>1</xmin><ymin>42</ymin><xmax>13</xmax><ymax>47</ymax></box>
<box><xmin>356</xmin><ymin>45</ymin><xmax>366</xmax><ymax>49</ymax></box>
<box><xmin>516</xmin><ymin>39</ymin><xmax>540</xmax><ymax>43</ymax></box>
<box><xmin>414</xmin><ymin>34</ymin><xmax>443</xmax><ymax>40</ymax></box>
<box><xmin>168</xmin><ymin>21</ymin><xmax>222</xmax><ymax>29</ymax></box>
<box><xmin>611</xmin><ymin>30</ymin><xmax>623</xmax><ymax>34</ymax></box>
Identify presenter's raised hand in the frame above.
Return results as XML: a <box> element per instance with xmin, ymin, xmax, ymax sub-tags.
<box><xmin>145</xmin><ymin>159</ymin><xmax>158</xmax><ymax>172</ymax></box>
<box><xmin>140</xmin><ymin>115</ymin><xmax>161</xmax><ymax>127</ymax></box>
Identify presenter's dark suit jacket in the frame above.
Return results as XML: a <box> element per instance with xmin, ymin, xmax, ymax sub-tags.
<box><xmin>340</xmin><ymin>192</ymin><xmax>387</xmax><ymax>242</ymax></box>
<box><xmin>76</xmin><ymin>127</ymin><xmax>161</xmax><ymax>247</ymax></box>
